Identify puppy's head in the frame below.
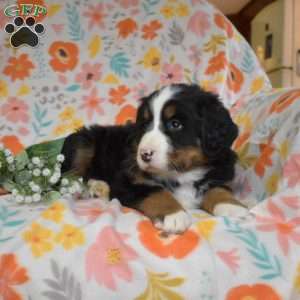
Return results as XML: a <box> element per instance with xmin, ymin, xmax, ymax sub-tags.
<box><xmin>135</xmin><ymin>84</ymin><xmax>238</xmax><ymax>175</ymax></box>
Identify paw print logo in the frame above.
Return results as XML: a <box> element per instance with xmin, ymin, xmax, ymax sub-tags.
<box><xmin>4</xmin><ymin>16</ymin><xmax>45</xmax><ymax>48</ymax></box>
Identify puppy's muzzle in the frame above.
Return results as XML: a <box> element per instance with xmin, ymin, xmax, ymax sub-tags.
<box><xmin>140</xmin><ymin>149</ymin><xmax>155</xmax><ymax>163</ymax></box>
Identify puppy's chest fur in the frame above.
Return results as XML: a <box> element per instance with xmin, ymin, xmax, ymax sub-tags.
<box><xmin>150</xmin><ymin>169</ymin><xmax>208</xmax><ymax>209</ymax></box>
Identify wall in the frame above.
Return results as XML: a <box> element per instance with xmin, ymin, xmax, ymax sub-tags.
<box><xmin>251</xmin><ymin>0</ymin><xmax>284</xmax><ymax>87</ymax></box>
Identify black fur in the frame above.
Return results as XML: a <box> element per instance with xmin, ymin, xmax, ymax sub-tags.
<box><xmin>61</xmin><ymin>84</ymin><xmax>238</xmax><ymax>211</ymax></box>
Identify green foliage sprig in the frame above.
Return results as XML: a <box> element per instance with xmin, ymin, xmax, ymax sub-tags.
<box><xmin>0</xmin><ymin>139</ymin><xmax>84</xmax><ymax>204</ymax></box>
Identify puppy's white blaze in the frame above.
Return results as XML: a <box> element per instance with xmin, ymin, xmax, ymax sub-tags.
<box><xmin>151</xmin><ymin>85</ymin><xmax>176</xmax><ymax>130</ymax></box>
<box><xmin>137</xmin><ymin>86</ymin><xmax>177</xmax><ymax>171</ymax></box>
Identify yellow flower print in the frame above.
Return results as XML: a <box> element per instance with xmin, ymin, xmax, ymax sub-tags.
<box><xmin>136</xmin><ymin>270</ymin><xmax>185</xmax><ymax>300</ymax></box>
<box><xmin>52</xmin><ymin>123</ymin><xmax>72</xmax><ymax>137</ymax></box>
<box><xmin>102</xmin><ymin>73</ymin><xmax>119</xmax><ymax>84</ymax></box>
<box><xmin>17</xmin><ymin>84</ymin><xmax>30</xmax><ymax>96</ymax></box>
<box><xmin>279</xmin><ymin>139</ymin><xmax>290</xmax><ymax>161</ymax></box>
<box><xmin>22</xmin><ymin>223</ymin><xmax>54</xmax><ymax>258</ymax></box>
<box><xmin>41</xmin><ymin>202</ymin><xmax>65</xmax><ymax>223</ymax></box>
<box><xmin>251</xmin><ymin>77</ymin><xmax>264</xmax><ymax>94</ymax></box>
<box><xmin>266</xmin><ymin>173</ymin><xmax>280</xmax><ymax>195</ymax></box>
<box><xmin>197</xmin><ymin>219</ymin><xmax>217</xmax><ymax>240</ymax></box>
<box><xmin>176</xmin><ymin>3</ymin><xmax>189</xmax><ymax>17</ymax></box>
<box><xmin>160</xmin><ymin>5</ymin><xmax>175</xmax><ymax>19</ymax></box>
<box><xmin>59</xmin><ymin>106</ymin><xmax>76</xmax><ymax>121</ymax></box>
<box><xmin>143</xmin><ymin>47</ymin><xmax>161</xmax><ymax>72</ymax></box>
<box><xmin>200</xmin><ymin>79</ymin><xmax>212</xmax><ymax>92</ymax></box>
<box><xmin>0</xmin><ymin>80</ymin><xmax>8</xmax><ymax>99</ymax></box>
<box><xmin>294</xmin><ymin>263</ymin><xmax>300</xmax><ymax>293</ymax></box>
<box><xmin>234</xmin><ymin>112</ymin><xmax>253</xmax><ymax>131</ymax></box>
<box><xmin>70</xmin><ymin>118</ymin><xmax>84</xmax><ymax>131</ymax></box>
<box><xmin>56</xmin><ymin>224</ymin><xmax>85</xmax><ymax>250</ymax></box>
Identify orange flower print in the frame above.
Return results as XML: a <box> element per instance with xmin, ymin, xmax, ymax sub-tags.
<box><xmin>0</xmin><ymin>135</ymin><xmax>24</xmax><ymax>155</ymax></box>
<box><xmin>117</xmin><ymin>0</ymin><xmax>139</xmax><ymax>9</ymax></box>
<box><xmin>227</xmin><ymin>63</ymin><xmax>244</xmax><ymax>93</ymax></box>
<box><xmin>214</xmin><ymin>13</ymin><xmax>233</xmax><ymax>38</ymax></box>
<box><xmin>226</xmin><ymin>283</ymin><xmax>281</xmax><ymax>300</ymax></box>
<box><xmin>17</xmin><ymin>0</ymin><xmax>46</xmax><ymax>22</ymax></box>
<box><xmin>3</xmin><ymin>54</ymin><xmax>35</xmax><ymax>81</ymax></box>
<box><xmin>269</xmin><ymin>90</ymin><xmax>300</xmax><ymax>114</ymax></box>
<box><xmin>83</xmin><ymin>3</ymin><xmax>107</xmax><ymax>29</ymax></box>
<box><xmin>142</xmin><ymin>20</ymin><xmax>162</xmax><ymax>40</ymax></box>
<box><xmin>109</xmin><ymin>85</ymin><xmax>130</xmax><ymax>105</ymax></box>
<box><xmin>117</xmin><ymin>18</ymin><xmax>137</xmax><ymax>38</ymax></box>
<box><xmin>254</xmin><ymin>143</ymin><xmax>274</xmax><ymax>177</ymax></box>
<box><xmin>256</xmin><ymin>200</ymin><xmax>300</xmax><ymax>256</ymax></box>
<box><xmin>115</xmin><ymin>105</ymin><xmax>137</xmax><ymax>125</ymax></box>
<box><xmin>205</xmin><ymin>51</ymin><xmax>227</xmax><ymax>75</ymax></box>
<box><xmin>232</xmin><ymin>131</ymin><xmax>250</xmax><ymax>151</ymax></box>
<box><xmin>0</xmin><ymin>253</ymin><xmax>29</xmax><ymax>300</ymax></box>
<box><xmin>138</xmin><ymin>220</ymin><xmax>200</xmax><ymax>258</ymax></box>
<box><xmin>48</xmin><ymin>41</ymin><xmax>79</xmax><ymax>72</ymax></box>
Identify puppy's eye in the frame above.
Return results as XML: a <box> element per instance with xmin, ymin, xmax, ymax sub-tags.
<box><xmin>166</xmin><ymin>119</ymin><xmax>183</xmax><ymax>131</ymax></box>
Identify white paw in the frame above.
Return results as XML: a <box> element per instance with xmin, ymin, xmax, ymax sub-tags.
<box><xmin>213</xmin><ymin>203</ymin><xmax>248</xmax><ymax>217</ymax></box>
<box><xmin>155</xmin><ymin>210</ymin><xmax>192</xmax><ymax>234</ymax></box>
<box><xmin>87</xmin><ymin>179</ymin><xmax>110</xmax><ymax>200</ymax></box>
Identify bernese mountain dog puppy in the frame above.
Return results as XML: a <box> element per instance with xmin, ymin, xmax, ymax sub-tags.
<box><xmin>61</xmin><ymin>84</ymin><xmax>248</xmax><ymax>233</ymax></box>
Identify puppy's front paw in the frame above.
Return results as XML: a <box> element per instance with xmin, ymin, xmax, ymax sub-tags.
<box><xmin>155</xmin><ymin>210</ymin><xmax>192</xmax><ymax>234</ymax></box>
<box><xmin>213</xmin><ymin>203</ymin><xmax>248</xmax><ymax>217</ymax></box>
<box><xmin>87</xmin><ymin>179</ymin><xmax>110</xmax><ymax>200</ymax></box>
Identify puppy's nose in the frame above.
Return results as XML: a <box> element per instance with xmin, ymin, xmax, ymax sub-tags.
<box><xmin>140</xmin><ymin>149</ymin><xmax>154</xmax><ymax>163</ymax></box>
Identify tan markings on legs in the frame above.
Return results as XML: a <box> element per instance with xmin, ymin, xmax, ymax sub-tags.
<box><xmin>169</xmin><ymin>146</ymin><xmax>207</xmax><ymax>171</ymax></box>
<box><xmin>137</xmin><ymin>190</ymin><xmax>183</xmax><ymax>221</ymax></box>
<box><xmin>72</xmin><ymin>147</ymin><xmax>94</xmax><ymax>176</ymax></box>
<box><xmin>201</xmin><ymin>187</ymin><xmax>245</xmax><ymax>214</ymax></box>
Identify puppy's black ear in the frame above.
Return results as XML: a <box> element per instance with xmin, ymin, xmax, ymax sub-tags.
<box><xmin>198</xmin><ymin>94</ymin><xmax>238</xmax><ymax>156</ymax></box>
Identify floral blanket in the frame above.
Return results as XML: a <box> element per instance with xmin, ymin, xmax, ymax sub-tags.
<box><xmin>1</xmin><ymin>0</ymin><xmax>300</xmax><ymax>299</ymax></box>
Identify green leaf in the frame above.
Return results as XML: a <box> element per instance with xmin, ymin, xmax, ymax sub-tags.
<box><xmin>248</xmin><ymin>249</ymin><xmax>267</xmax><ymax>261</ymax></box>
<box><xmin>43</xmin><ymin>191</ymin><xmax>61</xmax><ymax>203</ymax></box>
<box><xmin>42</xmin><ymin>121</ymin><xmax>53</xmax><ymax>128</ymax></box>
<box><xmin>7</xmin><ymin>210</ymin><xmax>19</xmax><ymax>217</ymax></box>
<box><xmin>254</xmin><ymin>262</ymin><xmax>272</xmax><ymax>270</ymax></box>
<box><xmin>110</xmin><ymin>52</ymin><xmax>130</xmax><ymax>77</ymax></box>
<box><xmin>26</xmin><ymin>138</ymin><xmax>65</xmax><ymax>159</ymax></box>
<box><xmin>15</xmin><ymin>151</ymin><xmax>29</xmax><ymax>171</ymax></box>
<box><xmin>260</xmin><ymin>273</ymin><xmax>279</xmax><ymax>280</ymax></box>
<box><xmin>2</xmin><ymin>180</ymin><xmax>15</xmax><ymax>192</ymax></box>
<box><xmin>0</xmin><ymin>237</ymin><xmax>12</xmax><ymax>243</ymax></box>
<box><xmin>66</xmin><ymin>4</ymin><xmax>84</xmax><ymax>41</ymax></box>
<box><xmin>240</xmin><ymin>44</ymin><xmax>255</xmax><ymax>73</ymax></box>
<box><xmin>274</xmin><ymin>256</ymin><xmax>282</xmax><ymax>274</ymax></box>
<box><xmin>66</xmin><ymin>84</ymin><xmax>80</xmax><ymax>92</ymax></box>
<box><xmin>15</xmin><ymin>170</ymin><xmax>32</xmax><ymax>185</ymax></box>
<box><xmin>4</xmin><ymin>220</ymin><xmax>24</xmax><ymax>227</ymax></box>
